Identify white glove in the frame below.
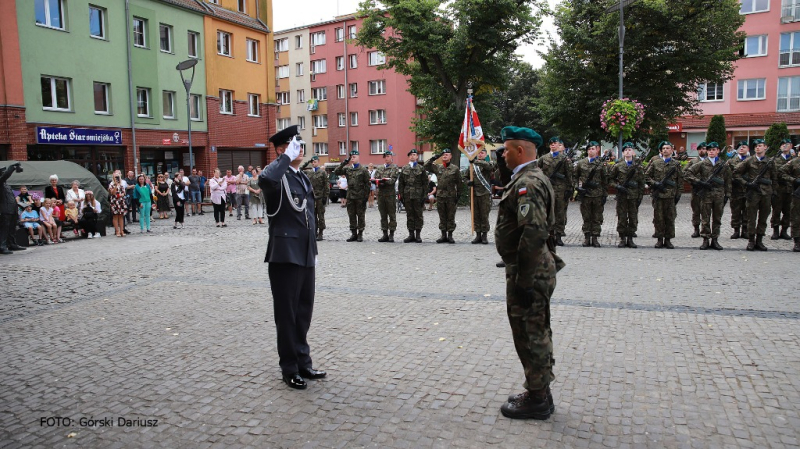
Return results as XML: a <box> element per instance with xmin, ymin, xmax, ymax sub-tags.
<box><xmin>285</xmin><ymin>136</ymin><xmax>302</xmax><ymax>161</ymax></box>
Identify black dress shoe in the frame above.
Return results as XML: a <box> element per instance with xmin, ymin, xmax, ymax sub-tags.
<box><xmin>282</xmin><ymin>373</ymin><xmax>307</xmax><ymax>390</ymax></box>
<box><xmin>299</xmin><ymin>368</ymin><xmax>327</xmax><ymax>379</ymax></box>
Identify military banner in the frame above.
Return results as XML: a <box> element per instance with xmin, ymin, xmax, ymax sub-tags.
<box><xmin>458</xmin><ymin>96</ymin><xmax>485</xmax><ymax>160</ymax></box>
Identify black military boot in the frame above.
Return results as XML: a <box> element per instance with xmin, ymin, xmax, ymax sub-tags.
<box><xmin>755</xmin><ymin>234</ymin><xmax>768</xmax><ymax>251</ymax></box>
<box><xmin>436</xmin><ymin>231</ymin><xmax>448</xmax><ymax>243</ymax></box>
<box><xmin>626</xmin><ymin>236</ymin><xmax>637</xmax><ymax>249</ymax></box>
<box><xmin>655</xmin><ymin>238</ymin><xmax>664</xmax><ymax>249</ymax></box>
<box><xmin>447</xmin><ymin>231</ymin><xmax>455</xmax><ymax>244</ymax></box>
<box><xmin>346</xmin><ymin>231</ymin><xmax>358</xmax><ymax>242</ymax></box>
<box><xmin>582</xmin><ymin>233</ymin><xmax>591</xmax><ymax>247</ymax></box>
<box><xmin>471</xmin><ymin>232</ymin><xmax>482</xmax><ymax>244</ymax></box>
<box><xmin>699</xmin><ymin>237</ymin><xmax>710</xmax><ymax>250</ymax></box>
<box><xmin>388</xmin><ymin>230</ymin><xmax>395</xmax><ymax>242</ymax></box>
<box><xmin>378</xmin><ymin>230</ymin><xmax>389</xmax><ymax>242</ymax></box>
<box><xmin>316</xmin><ymin>230</ymin><xmax>324</xmax><ymax>241</ymax></box>
<box><xmin>500</xmin><ymin>388</ymin><xmax>552</xmax><ymax>420</ymax></box>
<box><xmin>794</xmin><ymin>237</ymin><xmax>800</xmax><ymax>252</ymax></box>
<box><xmin>741</xmin><ymin>224</ymin><xmax>749</xmax><ymax>239</ymax></box>
<box><xmin>664</xmin><ymin>238</ymin><xmax>675</xmax><ymax>249</ymax></box>
<box><xmin>555</xmin><ymin>233</ymin><xmax>564</xmax><ymax>246</ymax></box>
<box><xmin>730</xmin><ymin>227</ymin><xmax>740</xmax><ymax>239</ymax></box>
<box><xmin>415</xmin><ymin>229</ymin><xmax>422</xmax><ymax>243</ymax></box>
<box><xmin>746</xmin><ymin>235</ymin><xmax>756</xmax><ymax>251</ymax></box>
<box><xmin>404</xmin><ymin>230</ymin><xmax>415</xmax><ymax>243</ymax></box>
<box><xmin>481</xmin><ymin>232</ymin><xmax>489</xmax><ymax>244</ymax></box>
<box><xmin>591</xmin><ymin>236</ymin><xmax>601</xmax><ymax>248</ymax></box>
<box><xmin>771</xmin><ymin>226</ymin><xmax>780</xmax><ymax>240</ymax></box>
<box><xmin>507</xmin><ymin>385</ymin><xmax>555</xmax><ymax>414</ymax></box>
<box><xmin>710</xmin><ymin>238</ymin><xmax>723</xmax><ymax>250</ymax></box>
<box><xmin>691</xmin><ymin>225</ymin><xmax>700</xmax><ymax>238</ymax></box>
<box><xmin>617</xmin><ymin>235</ymin><xmax>627</xmax><ymax>248</ymax></box>
<box><xmin>356</xmin><ymin>230</ymin><xmax>364</xmax><ymax>242</ymax></box>
<box><xmin>780</xmin><ymin>226</ymin><xmax>792</xmax><ymax>240</ymax></box>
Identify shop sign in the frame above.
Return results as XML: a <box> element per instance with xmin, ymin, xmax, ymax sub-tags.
<box><xmin>37</xmin><ymin>126</ymin><xmax>122</xmax><ymax>145</ymax></box>
<box><xmin>162</xmin><ymin>139</ymin><xmax>172</xmax><ymax>145</ymax></box>
<box><xmin>667</xmin><ymin>123</ymin><xmax>682</xmax><ymax>132</ymax></box>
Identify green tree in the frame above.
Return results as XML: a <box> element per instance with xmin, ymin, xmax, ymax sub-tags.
<box><xmin>537</xmin><ymin>0</ymin><xmax>744</xmax><ymax>141</ymax></box>
<box><xmin>355</xmin><ymin>0</ymin><xmax>546</xmax><ymax>162</ymax></box>
<box><xmin>706</xmin><ymin>115</ymin><xmax>727</xmax><ymax>147</ymax></box>
<box><xmin>764</xmin><ymin>122</ymin><xmax>790</xmax><ymax>156</ymax></box>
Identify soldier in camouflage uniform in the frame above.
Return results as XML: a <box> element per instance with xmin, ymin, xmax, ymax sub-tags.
<box><xmin>574</xmin><ymin>141</ymin><xmax>607</xmax><ymax>247</ymax></box>
<box><xmin>494</xmin><ymin>126</ymin><xmax>565</xmax><ymax>421</ymax></box>
<box><xmin>334</xmin><ymin>150</ymin><xmax>371</xmax><ymax>242</ymax></box>
<box><xmin>687</xmin><ymin>142</ymin><xmax>708</xmax><ymax>238</ymax></box>
<box><xmin>685</xmin><ymin>142</ymin><xmax>731</xmax><ymax>250</ymax></box>
<box><xmin>537</xmin><ymin>137</ymin><xmax>574</xmax><ymax>246</ymax></box>
<box><xmin>770</xmin><ymin>139</ymin><xmax>794</xmax><ymax>240</ymax></box>
<box><xmin>645</xmin><ymin>141</ymin><xmax>683</xmax><ymax>249</ymax></box>
<box><xmin>373</xmin><ymin>151</ymin><xmax>399</xmax><ymax>242</ymax></box>
<box><xmin>779</xmin><ymin>153</ymin><xmax>800</xmax><ymax>252</ymax></box>
<box><xmin>398</xmin><ymin>149</ymin><xmax>427</xmax><ymax>243</ymax></box>
<box><xmin>734</xmin><ymin>139</ymin><xmax>778</xmax><ymax>251</ymax></box>
<box><xmin>609</xmin><ymin>142</ymin><xmax>644</xmax><ymax>248</ymax></box>
<box><xmin>468</xmin><ymin>148</ymin><xmax>496</xmax><ymax>244</ymax></box>
<box><xmin>728</xmin><ymin>142</ymin><xmax>750</xmax><ymax>239</ymax></box>
<box><xmin>302</xmin><ymin>156</ymin><xmax>330</xmax><ymax>241</ymax></box>
<box><xmin>425</xmin><ymin>148</ymin><xmax>463</xmax><ymax>244</ymax></box>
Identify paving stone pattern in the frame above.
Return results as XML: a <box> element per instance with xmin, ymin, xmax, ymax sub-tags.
<box><xmin>0</xmin><ymin>198</ymin><xmax>798</xmax><ymax>448</ymax></box>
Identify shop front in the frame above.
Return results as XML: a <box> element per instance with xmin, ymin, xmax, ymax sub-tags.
<box><xmin>139</xmin><ymin>147</ymin><xmax>198</xmax><ymax>178</ymax></box>
<box><xmin>27</xmin><ymin>126</ymin><xmax>125</xmax><ymax>185</ymax></box>
<box><xmin>215</xmin><ymin>148</ymin><xmax>268</xmax><ymax>173</ymax></box>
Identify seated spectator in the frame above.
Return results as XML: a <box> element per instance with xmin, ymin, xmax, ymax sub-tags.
<box><xmin>64</xmin><ymin>200</ymin><xmax>80</xmax><ymax>235</ymax></box>
<box><xmin>15</xmin><ymin>186</ymin><xmax>32</xmax><ymax>213</ymax></box>
<box><xmin>40</xmin><ymin>198</ymin><xmax>62</xmax><ymax>244</ymax></box>
<box><xmin>79</xmin><ymin>190</ymin><xmax>102</xmax><ymax>239</ymax></box>
<box><xmin>66</xmin><ymin>180</ymin><xmax>85</xmax><ymax>211</ymax></box>
<box><xmin>44</xmin><ymin>174</ymin><xmax>67</xmax><ymax>221</ymax></box>
<box><xmin>19</xmin><ymin>203</ymin><xmax>45</xmax><ymax>246</ymax></box>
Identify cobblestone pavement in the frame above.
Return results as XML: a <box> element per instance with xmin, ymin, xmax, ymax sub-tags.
<box><xmin>1</xmin><ymin>197</ymin><xmax>798</xmax><ymax>448</ymax></box>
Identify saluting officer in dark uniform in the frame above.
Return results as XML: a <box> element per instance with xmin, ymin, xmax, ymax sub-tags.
<box><xmin>258</xmin><ymin>125</ymin><xmax>325</xmax><ymax>390</ymax></box>
<box><xmin>0</xmin><ymin>162</ymin><xmax>26</xmax><ymax>255</ymax></box>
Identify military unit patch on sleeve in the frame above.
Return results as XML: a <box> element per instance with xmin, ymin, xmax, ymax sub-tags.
<box><xmin>519</xmin><ymin>203</ymin><xmax>530</xmax><ymax>217</ymax></box>
<box><xmin>518</xmin><ymin>187</ymin><xmax>527</xmax><ymax>196</ymax></box>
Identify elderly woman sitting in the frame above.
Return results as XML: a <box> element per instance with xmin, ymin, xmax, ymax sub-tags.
<box><xmin>66</xmin><ymin>180</ymin><xmax>85</xmax><ymax>212</ymax></box>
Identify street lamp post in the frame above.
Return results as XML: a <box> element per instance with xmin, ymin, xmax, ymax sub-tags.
<box><xmin>605</xmin><ymin>0</ymin><xmax>640</xmax><ymax>159</ymax></box>
<box><xmin>176</xmin><ymin>59</ymin><xmax>199</xmax><ymax>173</ymax></box>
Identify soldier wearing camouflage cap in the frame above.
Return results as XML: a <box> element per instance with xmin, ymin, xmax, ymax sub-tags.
<box><xmin>335</xmin><ymin>150</ymin><xmax>371</xmax><ymax>242</ymax></box>
<box><xmin>537</xmin><ymin>136</ymin><xmax>574</xmax><ymax>246</ymax></box>
<box><xmin>302</xmin><ymin>155</ymin><xmax>330</xmax><ymax>241</ymax></box>
<box><xmin>425</xmin><ymin>148</ymin><xmax>463</xmax><ymax>243</ymax></box>
<box><xmin>729</xmin><ymin>141</ymin><xmax>751</xmax><ymax>239</ymax></box>
<box><xmin>770</xmin><ymin>138</ymin><xmax>794</xmax><ymax>240</ymax></box>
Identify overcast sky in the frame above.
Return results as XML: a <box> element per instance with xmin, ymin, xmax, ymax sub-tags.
<box><xmin>272</xmin><ymin>0</ymin><xmax>560</xmax><ymax>69</ymax></box>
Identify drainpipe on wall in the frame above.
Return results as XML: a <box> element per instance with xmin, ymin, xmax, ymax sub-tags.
<box><xmin>125</xmin><ymin>0</ymin><xmax>139</xmax><ymax>175</ymax></box>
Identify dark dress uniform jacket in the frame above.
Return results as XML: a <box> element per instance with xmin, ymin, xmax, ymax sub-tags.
<box><xmin>259</xmin><ymin>154</ymin><xmax>318</xmax><ymax>267</ymax></box>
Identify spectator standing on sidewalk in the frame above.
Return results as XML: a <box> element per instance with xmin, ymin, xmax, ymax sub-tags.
<box><xmin>124</xmin><ymin>170</ymin><xmax>137</xmax><ymax>223</ymax></box>
<box><xmin>109</xmin><ymin>184</ymin><xmax>127</xmax><ymax>237</ymax></box>
<box><xmin>197</xmin><ymin>170</ymin><xmax>207</xmax><ymax>215</ymax></box>
<box><xmin>224</xmin><ymin>169</ymin><xmax>237</xmax><ymax>216</ymax></box>
<box><xmin>235</xmin><ymin>165</ymin><xmax>251</xmax><ymax>220</ymax></box>
<box><xmin>155</xmin><ymin>175</ymin><xmax>170</xmax><ymax>219</ymax></box>
<box><xmin>134</xmin><ymin>175</ymin><xmax>152</xmax><ymax>233</ymax></box>
<box><xmin>171</xmin><ymin>172</ymin><xmax>188</xmax><ymax>229</ymax></box>
<box><xmin>248</xmin><ymin>168</ymin><xmax>264</xmax><ymax>224</ymax></box>
<box><xmin>209</xmin><ymin>168</ymin><xmax>227</xmax><ymax>227</ymax></box>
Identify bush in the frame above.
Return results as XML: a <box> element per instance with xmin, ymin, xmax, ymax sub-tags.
<box><xmin>764</xmin><ymin>122</ymin><xmax>790</xmax><ymax>157</ymax></box>
<box><xmin>706</xmin><ymin>115</ymin><xmax>727</xmax><ymax>146</ymax></box>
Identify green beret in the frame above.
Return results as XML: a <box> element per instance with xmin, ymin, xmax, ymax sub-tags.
<box><xmin>782</xmin><ymin>138</ymin><xmax>792</xmax><ymax>144</ymax></box>
<box><xmin>408</xmin><ymin>148</ymin><xmax>418</xmax><ymax>156</ymax></box>
<box><xmin>310</xmin><ymin>155</ymin><xmax>319</xmax><ymax>161</ymax></box>
<box><xmin>588</xmin><ymin>141</ymin><xmax>600</xmax><ymax>147</ymax></box>
<box><xmin>752</xmin><ymin>138</ymin><xmax>765</xmax><ymax>145</ymax></box>
<box><xmin>383</xmin><ymin>151</ymin><xmax>393</xmax><ymax>156</ymax></box>
<box><xmin>350</xmin><ymin>150</ymin><xmax>360</xmax><ymax>155</ymax></box>
<box><xmin>697</xmin><ymin>141</ymin><xmax>707</xmax><ymax>148</ymax></box>
<box><xmin>500</xmin><ymin>126</ymin><xmax>543</xmax><ymax>146</ymax></box>
<box><xmin>706</xmin><ymin>142</ymin><xmax>719</xmax><ymax>149</ymax></box>
<box><xmin>622</xmin><ymin>142</ymin><xmax>635</xmax><ymax>149</ymax></box>
<box><xmin>441</xmin><ymin>148</ymin><xmax>452</xmax><ymax>154</ymax></box>
<box><xmin>737</xmin><ymin>141</ymin><xmax>749</xmax><ymax>148</ymax></box>
<box><xmin>657</xmin><ymin>141</ymin><xmax>672</xmax><ymax>150</ymax></box>
<box><xmin>549</xmin><ymin>136</ymin><xmax>563</xmax><ymax>144</ymax></box>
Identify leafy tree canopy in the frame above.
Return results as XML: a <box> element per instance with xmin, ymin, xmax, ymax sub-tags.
<box><xmin>706</xmin><ymin>115</ymin><xmax>727</xmax><ymax>147</ymax></box>
<box><xmin>765</xmin><ymin>122</ymin><xmax>790</xmax><ymax>156</ymax></box>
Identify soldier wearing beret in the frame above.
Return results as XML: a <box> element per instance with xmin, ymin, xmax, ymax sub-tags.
<box><xmin>778</xmin><ymin>149</ymin><xmax>800</xmax><ymax>251</ymax></box>
<box><xmin>0</xmin><ymin>162</ymin><xmax>26</xmax><ymax>255</ymax></box>
<box><xmin>495</xmin><ymin>126</ymin><xmax>564</xmax><ymax>420</ymax></box>
<box><xmin>645</xmin><ymin>141</ymin><xmax>683</xmax><ymax>249</ymax></box>
<box><xmin>770</xmin><ymin>138</ymin><xmax>794</xmax><ymax>240</ymax></box>
<box><xmin>685</xmin><ymin>142</ymin><xmax>731</xmax><ymax>250</ymax></box>
<box><xmin>335</xmin><ymin>150</ymin><xmax>371</xmax><ymax>242</ymax></box>
<box><xmin>468</xmin><ymin>148</ymin><xmax>496</xmax><ymax>244</ymax></box>
<box><xmin>574</xmin><ymin>141</ymin><xmax>608</xmax><ymax>247</ymax></box>
<box><xmin>425</xmin><ymin>148</ymin><xmax>463</xmax><ymax>243</ymax></box>
<box><xmin>734</xmin><ymin>139</ymin><xmax>777</xmax><ymax>251</ymax></box>
<box><xmin>374</xmin><ymin>151</ymin><xmax>400</xmax><ymax>242</ymax></box>
<box><xmin>609</xmin><ymin>142</ymin><xmax>644</xmax><ymax>248</ymax></box>
<box><xmin>537</xmin><ymin>136</ymin><xmax>573</xmax><ymax>246</ymax></box>
<box><xmin>729</xmin><ymin>141</ymin><xmax>751</xmax><ymax>239</ymax></box>
<box><xmin>687</xmin><ymin>142</ymin><xmax>708</xmax><ymax>238</ymax></box>
<box><xmin>301</xmin><ymin>156</ymin><xmax>330</xmax><ymax>241</ymax></box>
<box><xmin>398</xmin><ymin>149</ymin><xmax>427</xmax><ymax>242</ymax></box>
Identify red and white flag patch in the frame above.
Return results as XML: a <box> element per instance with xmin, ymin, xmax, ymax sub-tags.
<box><xmin>518</xmin><ymin>187</ymin><xmax>527</xmax><ymax>196</ymax></box>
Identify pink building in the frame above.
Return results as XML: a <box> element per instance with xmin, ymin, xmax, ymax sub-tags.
<box><xmin>274</xmin><ymin>15</ymin><xmax>427</xmax><ymax>167</ymax></box>
<box><xmin>671</xmin><ymin>0</ymin><xmax>800</xmax><ymax>154</ymax></box>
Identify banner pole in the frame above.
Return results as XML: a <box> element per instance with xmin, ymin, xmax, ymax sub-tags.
<box><xmin>470</xmin><ymin>162</ymin><xmax>475</xmax><ymax>234</ymax></box>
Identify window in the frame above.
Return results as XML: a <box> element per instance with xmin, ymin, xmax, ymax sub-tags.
<box><xmin>336</xmin><ymin>85</ymin><xmax>345</xmax><ymax>99</ymax></box>
<box><xmin>737</xmin><ymin>79</ymin><xmax>766</xmax><ymax>100</ymax></box>
<box><xmin>41</xmin><ymin>76</ymin><xmax>70</xmax><ymax>111</ymax></box>
<box><xmin>782</xmin><ymin>0</ymin><xmax>800</xmax><ymax>22</ymax></box>
<box><xmin>136</xmin><ymin>88</ymin><xmax>151</xmax><ymax>117</ymax></box>
<box><xmin>277</xmin><ymin>65</ymin><xmax>289</xmax><ymax>78</ymax></box>
<box><xmin>220</xmin><ymin>89</ymin><xmax>233</xmax><ymax>114</ymax></box>
<box><xmin>93</xmin><ymin>82</ymin><xmax>109</xmax><ymax>114</ymax></box>
<box><xmin>276</xmin><ymin>91</ymin><xmax>290</xmax><ymax>104</ymax></box>
<box><xmin>338</xmin><ymin>141</ymin><xmax>347</xmax><ymax>155</ymax></box>
<box><xmin>744</xmin><ymin>35</ymin><xmax>767</xmax><ymax>57</ymax></box>
<box><xmin>188</xmin><ymin>32</ymin><xmax>199</xmax><ymax>58</ymax></box>
<box><xmin>244</xmin><ymin>39</ymin><xmax>258</xmax><ymax>63</ymax></box>
<box><xmin>780</xmin><ymin>32</ymin><xmax>800</xmax><ymax>67</ymax></box>
<box><xmin>350</xmin><ymin>141</ymin><xmax>359</xmax><ymax>153</ymax></box>
<box><xmin>311</xmin><ymin>59</ymin><xmax>327</xmax><ymax>74</ymax></box>
<box><xmin>297</xmin><ymin>89</ymin><xmax>305</xmax><ymax>103</ymax></box>
<box><xmin>297</xmin><ymin>116</ymin><xmax>306</xmax><ymax>130</ymax></box>
<box><xmin>190</xmin><ymin>94</ymin><xmax>202</xmax><ymax>120</ymax></box>
<box><xmin>349</xmin><ymin>83</ymin><xmax>358</xmax><ymax>98</ymax></box>
<box><xmin>217</xmin><ymin>31</ymin><xmax>232</xmax><ymax>56</ymax></box>
<box><xmin>313</xmin><ymin>114</ymin><xmax>327</xmax><ymax>128</ymax></box>
<box><xmin>369</xmin><ymin>109</ymin><xmax>387</xmax><ymax>124</ymax></box>
<box><xmin>336</xmin><ymin>56</ymin><xmax>345</xmax><ymax>71</ymax></box>
<box><xmin>162</xmin><ymin>91</ymin><xmax>175</xmax><ymax>118</ymax></box>
<box><xmin>740</xmin><ymin>0</ymin><xmax>769</xmax><ymax>14</ymax></box>
<box><xmin>350</xmin><ymin>112</ymin><xmax>358</xmax><ymax>126</ymax></box>
<box><xmin>295</xmin><ymin>35</ymin><xmax>303</xmax><ymax>49</ymax></box>
<box><xmin>335</xmin><ymin>27</ymin><xmax>344</xmax><ymax>42</ymax></box>
<box><xmin>89</xmin><ymin>6</ymin><xmax>106</xmax><ymax>39</ymax></box>
<box><xmin>778</xmin><ymin>76</ymin><xmax>800</xmax><ymax>111</ymax></box>
<box><xmin>311</xmin><ymin>31</ymin><xmax>326</xmax><ymax>46</ymax></box>
<box><xmin>133</xmin><ymin>18</ymin><xmax>147</xmax><ymax>47</ymax></box>
<box><xmin>697</xmin><ymin>82</ymin><xmax>723</xmax><ymax>102</ymax></box>
<box><xmin>348</xmin><ymin>25</ymin><xmax>357</xmax><ymax>39</ymax></box>
<box><xmin>312</xmin><ymin>87</ymin><xmax>327</xmax><ymax>101</ymax></box>
<box><xmin>370</xmin><ymin>139</ymin><xmax>387</xmax><ymax>154</ymax></box>
<box><xmin>35</xmin><ymin>0</ymin><xmax>64</xmax><ymax>29</ymax></box>
<box><xmin>338</xmin><ymin>113</ymin><xmax>346</xmax><ymax>127</ymax></box>
<box><xmin>349</xmin><ymin>54</ymin><xmax>358</xmax><ymax>69</ymax></box>
<box><xmin>248</xmin><ymin>94</ymin><xmax>260</xmax><ymax>116</ymax></box>
<box><xmin>160</xmin><ymin>24</ymin><xmax>173</xmax><ymax>53</ymax></box>
<box><xmin>238</xmin><ymin>0</ymin><xmax>246</xmax><ymax>13</ymax></box>
<box><xmin>368</xmin><ymin>51</ymin><xmax>386</xmax><ymax>66</ymax></box>
<box><xmin>275</xmin><ymin>38</ymin><xmax>288</xmax><ymax>52</ymax></box>
<box><xmin>368</xmin><ymin>80</ymin><xmax>387</xmax><ymax>95</ymax></box>
<box><xmin>277</xmin><ymin>118</ymin><xmax>290</xmax><ymax>130</ymax></box>
<box><xmin>314</xmin><ymin>143</ymin><xmax>329</xmax><ymax>155</ymax></box>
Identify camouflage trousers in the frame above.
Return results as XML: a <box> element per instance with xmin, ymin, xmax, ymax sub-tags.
<box><xmin>746</xmin><ymin>193</ymin><xmax>771</xmax><ymax>236</ymax></box>
<box><xmin>615</xmin><ymin>195</ymin><xmax>639</xmax><ymax>237</ymax></box>
<box><xmin>700</xmin><ymin>196</ymin><xmax>725</xmax><ymax>239</ymax></box>
<box><xmin>552</xmin><ymin>188</ymin><xmax>570</xmax><ymax>235</ymax></box>
<box><xmin>346</xmin><ymin>198</ymin><xmax>367</xmax><ymax>232</ymax></box>
<box><xmin>472</xmin><ymin>194</ymin><xmax>491</xmax><ymax>232</ymax></box>
<box><xmin>730</xmin><ymin>193</ymin><xmax>747</xmax><ymax>229</ymax></box>
<box><xmin>404</xmin><ymin>197</ymin><xmax>424</xmax><ymax>231</ymax></box>
<box><xmin>652</xmin><ymin>197</ymin><xmax>677</xmax><ymax>239</ymax></box>
<box><xmin>691</xmin><ymin>192</ymin><xmax>702</xmax><ymax>227</ymax></box>
<box><xmin>792</xmin><ymin>196</ymin><xmax>800</xmax><ymax>238</ymax></box>
<box><xmin>771</xmin><ymin>190</ymin><xmax>792</xmax><ymax>228</ymax></box>
<box><xmin>579</xmin><ymin>196</ymin><xmax>604</xmax><ymax>236</ymax></box>
<box><xmin>437</xmin><ymin>197</ymin><xmax>458</xmax><ymax>232</ymax></box>
<box><xmin>315</xmin><ymin>199</ymin><xmax>326</xmax><ymax>232</ymax></box>
<box><xmin>377</xmin><ymin>193</ymin><xmax>397</xmax><ymax>231</ymax></box>
<box><xmin>506</xmin><ymin>272</ymin><xmax>555</xmax><ymax>391</ymax></box>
